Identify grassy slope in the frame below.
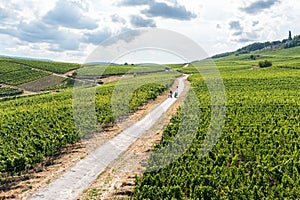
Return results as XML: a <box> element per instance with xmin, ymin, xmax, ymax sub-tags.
<box><xmin>212</xmin><ymin>46</ymin><xmax>300</xmax><ymax>70</ymax></box>
<box><xmin>78</xmin><ymin>63</ymin><xmax>170</xmax><ymax>77</ymax></box>
<box><xmin>4</xmin><ymin>58</ymin><xmax>81</xmax><ymax>74</ymax></box>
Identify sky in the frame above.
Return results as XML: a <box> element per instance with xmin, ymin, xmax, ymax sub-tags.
<box><xmin>0</xmin><ymin>0</ymin><xmax>300</xmax><ymax>64</ymax></box>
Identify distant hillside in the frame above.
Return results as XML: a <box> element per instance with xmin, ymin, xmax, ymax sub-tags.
<box><xmin>0</xmin><ymin>57</ymin><xmax>80</xmax><ymax>74</ymax></box>
<box><xmin>212</xmin><ymin>32</ymin><xmax>300</xmax><ymax>59</ymax></box>
<box><xmin>0</xmin><ymin>55</ymin><xmax>54</xmax><ymax>62</ymax></box>
<box><xmin>0</xmin><ymin>57</ymin><xmax>81</xmax><ymax>92</ymax></box>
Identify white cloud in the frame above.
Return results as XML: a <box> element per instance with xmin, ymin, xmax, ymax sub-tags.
<box><xmin>43</xmin><ymin>0</ymin><xmax>98</xmax><ymax>30</ymax></box>
<box><xmin>130</xmin><ymin>15</ymin><xmax>156</xmax><ymax>27</ymax></box>
<box><xmin>240</xmin><ymin>0</ymin><xmax>281</xmax><ymax>15</ymax></box>
<box><xmin>0</xmin><ymin>0</ymin><xmax>299</xmax><ymax>63</ymax></box>
<box><xmin>142</xmin><ymin>1</ymin><xmax>197</xmax><ymax>20</ymax></box>
<box><xmin>111</xmin><ymin>14</ymin><xmax>126</xmax><ymax>24</ymax></box>
<box><xmin>83</xmin><ymin>28</ymin><xmax>113</xmax><ymax>45</ymax></box>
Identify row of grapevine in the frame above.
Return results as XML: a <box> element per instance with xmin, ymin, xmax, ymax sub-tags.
<box><xmin>0</xmin><ymin>72</ymin><xmax>178</xmax><ymax>176</ymax></box>
<box><xmin>0</xmin><ymin>87</ymin><xmax>23</xmax><ymax>97</ymax></box>
<box><xmin>3</xmin><ymin>58</ymin><xmax>81</xmax><ymax>74</ymax></box>
<box><xmin>135</xmin><ymin>65</ymin><xmax>300</xmax><ymax>198</ymax></box>
<box><xmin>78</xmin><ymin>63</ymin><xmax>169</xmax><ymax>77</ymax></box>
<box><xmin>0</xmin><ymin>60</ymin><xmax>50</xmax><ymax>86</ymax></box>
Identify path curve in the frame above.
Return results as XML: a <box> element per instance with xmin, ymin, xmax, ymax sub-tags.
<box><xmin>182</xmin><ymin>63</ymin><xmax>189</xmax><ymax>68</ymax></box>
<box><xmin>28</xmin><ymin>77</ymin><xmax>185</xmax><ymax>200</ymax></box>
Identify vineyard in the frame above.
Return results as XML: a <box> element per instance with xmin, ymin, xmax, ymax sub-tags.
<box><xmin>1</xmin><ymin>43</ymin><xmax>300</xmax><ymax>199</ymax></box>
<box><xmin>134</xmin><ymin>49</ymin><xmax>300</xmax><ymax>199</ymax></box>
<box><xmin>0</xmin><ymin>60</ymin><xmax>50</xmax><ymax>86</ymax></box>
<box><xmin>3</xmin><ymin>58</ymin><xmax>81</xmax><ymax>74</ymax></box>
<box><xmin>0</xmin><ymin>57</ymin><xmax>82</xmax><ymax>94</ymax></box>
<box><xmin>211</xmin><ymin>46</ymin><xmax>300</xmax><ymax>71</ymax></box>
<box><xmin>79</xmin><ymin>63</ymin><xmax>169</xmax><ymax>77</ymax></box>
<box><xmin>0</xmin><ymin>72</ymin><xmax>178</xmax><ymax>179</ymax></box>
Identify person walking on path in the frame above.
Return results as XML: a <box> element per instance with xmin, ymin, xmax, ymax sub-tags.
<box><xmin>169</xmin><ymin>90</ymin><xmax>173</xmax><ymax>98</ymax></box>
<box><xmin>174</xmin><ymin>86</ymin><xmax>179</xmax><ymax>98</ymax></box>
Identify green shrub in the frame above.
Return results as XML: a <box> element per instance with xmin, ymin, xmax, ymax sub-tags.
<box><xmin>259</xmin><ymin>60</ymin><xmax>272</xmax><ymax>68</ymax></box>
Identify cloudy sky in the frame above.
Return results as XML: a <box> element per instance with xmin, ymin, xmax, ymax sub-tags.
<box><xmin>0</xmin><ymin>0</ymin><xmax>299</xmax><ymax>63</ymax></box>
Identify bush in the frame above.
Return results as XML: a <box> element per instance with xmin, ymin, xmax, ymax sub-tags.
<box><xmin>259</xmin><ymin>60</ymin><xmax>272</xmax><ymax>68</ymax></box>
<box><xmin>250</xmin><ymin>55</ymin><xmax>260</xmax><ymax>60</ymax></box>
<box><xmin>250</xmin><ymin>55</ymin><xmax>256</xmax><ymax>60</ymax></box>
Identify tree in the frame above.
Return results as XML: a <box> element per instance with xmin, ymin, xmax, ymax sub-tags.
<box><xmin>259</xmin><ymin>60</ymin><xmax>272</xmax><ymax>68</ymax></box>
<box><xmin>289</xmin><ymin>31</ymin><xmax>292</xmax><ymax>40</ymax></box>
<box><xmin>249</xmin><ymin>55</ymin><xmax>256</xmax><ymax>60</ymax></box>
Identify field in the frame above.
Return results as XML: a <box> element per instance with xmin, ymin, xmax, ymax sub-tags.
<box><xmin>210</xmin><ymin>46</ymin><xmax>300</xmax><ymax>71</ymax></box>
<box><xmin>0</xmin><ymin>60</ymin><xmax>50</xmax><ymax>85</ymax></box>
<box><xmin>5</xmin><ymin>58</ymin><xmax>81</xmax><ymax>74</ymax></box>
<box><xmin>1</xmin><ymin>45</ymin><xmax>300</xmax><ymax>199</ymax></box>
<box><xmin>134</xmin><ymin>48</ymin><xmax>300</xmax><ymax>199</ymax></box>
<box><xmin>0</xmin><ymin>72</ymin><xmax>178</xmax><ymax>177</ymax></box>
<box><xmin>78</xmin><ymin>63</ymin><xmax>170</xmax><ymax>77</ymax></box>
<box><xmin>19</xmin><ymin>75</ymin><xmax>67</xmax><ymax>92</ymax></box>
<box><xmin>0</xmin><ymin>57</ymin><xmax>81</xmax><ymax>88</ymax></box>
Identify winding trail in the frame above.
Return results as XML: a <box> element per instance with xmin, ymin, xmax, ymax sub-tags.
<box><xmin>28</xmin><ymin>77</ymin><xmax>185</xmax><ymax>200</ymax></box>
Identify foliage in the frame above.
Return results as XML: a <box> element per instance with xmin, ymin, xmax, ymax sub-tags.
<box><xmin>249</xmin><ymin>54</ymin><xmax>261</xmax><ymax>60</ymax></box>
<box><xmin>164</xmin><ymin>63</ymin><xmax>186</xmax><ymax>70</ymax></box>
<box><xmin>0</xmin><ymin>72</ymin><xmax>178</xmax><ymax>175</ymax></box>
<box><xmin>5</xmin><ymin>58</ymin><xmax>81</xmax><ymax>74</ymax></box>
<box><xmin>0</xmin><ymin>87</ymin><xmax>23</xmax><ymax>97</ymax></box>
<box><xmin>284</xmin><ymin>35</ymin><xmax>300</xmax><ymax>49</ymax></box>
<box><xmin>212</xmin><ymin>41</ymin><xmax>282</xmax><ymax>58</ymax></box>
<box><xmin>42</xmin><ymin>78</ymin><xmax>76</xmax><ymax>91</ymax></box>
<box><xmin>0</xmin><ymin>60</ymin><xmax>50</xmax><ymax>85</ymax></box>
<box><xmin>78</xmin><ymin>63</ymin><xmax>168</xmax><ymax>77</ymax></box>
<box><xmin>259</xmin><ymin>60</ymin><xmax>272</xmax><ymax>68</ymax></box>
<box><xmin>135</xmin><ymin>55</ymin><xmax>300</xmax><ymax>199</ymax></box>
<box><xmin>212</xmin><ymin>33</ymin><xmax>300</xmax><ymax>59</ymax></box>
<box><xmin>237</xmin><ymin>42</ymin><xmax>266</xmax><ymax>53</ymax></box>
<box><xmin>211</xmin><ymin>52</ymin><xmax>233</xmax><ymax>59</ymax></box>
<box><xmin>179</xmin><ymin>46</ymin><xmax>300</xmax><ymax>74</ymax></box>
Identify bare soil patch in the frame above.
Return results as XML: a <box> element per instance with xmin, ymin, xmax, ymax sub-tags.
<box><xmin>19</xmin><ymin>75</ymin><xmax>66</xmax><ymax>92</ymax></box>
<box><xmin>100</xmin><ymin>75</ymin><xmax>134</xmax><ymax>84</ymax></box>
<box><xmin>63</xmin><ymin>69</ymin><xmax>77</xmax><ymax>77</ymax></box>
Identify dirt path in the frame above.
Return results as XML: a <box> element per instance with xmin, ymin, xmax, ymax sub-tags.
<box><xmin>27</xmin><ymin>76</ymin><xmax>186</xmax><ymax>200</ymax></box>
<box><xmin>8</xmin><ymin>75</ymin><xmax>185</xmax><ymax>199</ymax></box>
<box><xmin>63</xmin><ymin>70</ymin><xmax>77</xmax><ymax>77</ymax></box>
<box><xmin>100</xmin><ymin>74</ymin><xmax>133</xmax><ymax>84</ymax></box>
<box><xmin>30</xmin><ymin>67</ymin><xmax>76</xmax><ymax>79</ymax></box>
<box><xmin>182</xmin><ymin>63</ymin><xmax>189</xmax><ymax>68</ymax></box>
<box><xmin>79</xmin><ymin>75</ymin><xmax>190</xmax><ymax>200</ymax></box>
<box><xmin>0</xmin><ymin>75</ymin><xmax>187</xmax><ymax>199</ymax></box>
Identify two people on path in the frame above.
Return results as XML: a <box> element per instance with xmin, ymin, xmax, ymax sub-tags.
<box><xmin>169</xmin><ymin>86</ymin><xmax>179</xmax><ymax>98</ymax></box>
